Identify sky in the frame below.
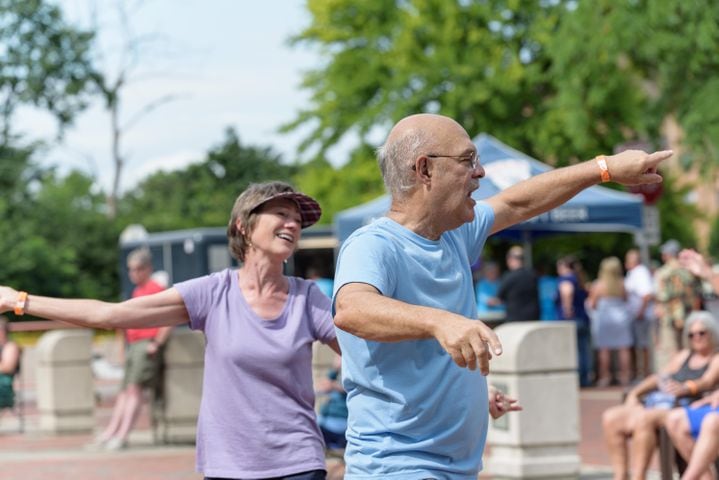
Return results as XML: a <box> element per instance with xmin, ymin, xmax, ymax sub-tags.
<box><xmin>16</xmin><ymin>0</ymin><xmax>341</xmax><ymax>193</ymax></box>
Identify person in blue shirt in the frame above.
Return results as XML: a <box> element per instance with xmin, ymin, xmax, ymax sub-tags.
<box><xmin>307</xmin><ymin>265</ymin><xmax>334</xmax><ymax>299</ymax></box>
<box><xmin>333</xmin><ymin>113</ymin><xmax>672</xmax><ymax>479</ymax></box>
<box><xmin>475</xmin><ymin>261</ymin><xmax>505</xmax><ymax>315</ymax></box>
<box><xmin>555</xmin><ymin>255</ymin><xmax>593</xmax><ymax>387</ymax></box>
<box><xmin>316</xmin><ymin>354</ymin><xmax>348</xmax><ymax>450</ymax></box>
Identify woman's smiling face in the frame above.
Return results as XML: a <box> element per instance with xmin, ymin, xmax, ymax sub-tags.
<box><xmin>247</xmin><ymin>198</ymin><xmax>302</xmax><ymax>262</ymax></box>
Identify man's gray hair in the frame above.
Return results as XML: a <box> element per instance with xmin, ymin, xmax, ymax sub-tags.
<box><xmin>127</xmin><ymin>247</ymin><xmax>153</xmax><ymax>267</ymax></box>
<box><xmin>377</xmin><ymin>130</ymin><xmax>430</xmax><ymax>198</ymax></box>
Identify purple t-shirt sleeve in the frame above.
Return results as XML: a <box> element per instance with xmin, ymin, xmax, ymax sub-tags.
<box><xmin>174</xmin><ymin>272</ymin><xmax>224</xmax><ymax>332</ymax></box>
<box><xmin>306</xmin><ymin>281</ymin><xmax>336</xmax><ymax>344</ymax></box>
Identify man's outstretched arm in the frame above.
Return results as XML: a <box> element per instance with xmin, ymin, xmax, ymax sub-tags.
<box><xmin>487</xmin><ymin>149</ymin><xmax>671</xmax><ymax>234</ymax></box>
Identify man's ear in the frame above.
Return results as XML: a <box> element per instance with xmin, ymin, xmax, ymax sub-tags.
<box><xmin>415</xmin><ymin>155</ymin><xmax>432</xmax><ymax>184</ymax></box>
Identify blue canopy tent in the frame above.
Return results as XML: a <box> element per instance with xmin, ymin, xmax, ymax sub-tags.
<box><xmin>334</xmin><ymin>134</ymin><xmax>648</xmax><ymax>262</ymax></box>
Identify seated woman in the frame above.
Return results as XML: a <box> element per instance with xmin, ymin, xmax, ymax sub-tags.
<box><xmin>663</xmin><ymin>249</ymin><xmax>719</xmax><ymax>480</ymax></box>
<box><xmin>0</xmin><ymin>316</ymin><xmax>20</xmax><ymax>414</ymax></box>
<box><xmin>665</xmin><ymin>388</ymin><xmax>719</xmax><ymax>480</ymax></box>
<box><xmin>602</xmin><ymin>311</ymin><xmax>719</xmax><ymax>480</ymax></box>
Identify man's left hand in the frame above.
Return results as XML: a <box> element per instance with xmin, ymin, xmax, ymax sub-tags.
<box><xmin>488</xmin><ymin>385</ymin><xmax>522</xmax><ymax>419</ymax></box>
<box><xmin>606</xmin><ymin>149</ymin><xmax>672</xmax><ymax>186</ymax></box>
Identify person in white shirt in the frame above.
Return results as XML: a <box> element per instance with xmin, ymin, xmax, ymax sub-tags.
<box><xmin>624</xmin><ymin>248</ymin><xmax>656</xmax><ymax>380</ymax></box>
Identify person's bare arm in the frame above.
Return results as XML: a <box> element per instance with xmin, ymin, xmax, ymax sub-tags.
<box><xmin>679</xmin><ymin>249</ymin><xmax>719</xmax><ymax>295</ymax></box>
<box><xmin>669</xmin><ymin>354</ymin><xmax>719</xmax><ymax>399</ymax></box>
<box><xmin>145</xmin><ymin>325</ymin><xmax>175</xmax><ymax>356</ymax></box>
<box><xmin>637</xmin><ymin>292</ymin><xmax>653</xmax><ymax>319</ymax></box>
<box><xmin>559</xmin><ymin>280</ymin><xmax>576</xmax><ymax>318</ymax></box>
<box><xmin>0</xmin><ymin>341</ymin><xmax>19</xmax><ymax>374</ymax></box>
<box><xmin>0</xmin><ymin>286</ymin><xmax>190</xmax><ymax>330</ymax></box>
<box><xmin>153</xmin><ymin>326</ymin><xmax>174</xmax><ymax>345</ymax></box>
<box><xmin>487</xmin><ymin>150</ymin><xmax>671</xmax><ymax>234</ymax></box>
<box><xmin>586</xmin><ymin>281</ymin><xmax>600</xmax><ymax>311</ymax></box>
<box><xmin>334</xmin><ymin>282</ymin><xmax>502</xmax><ymax>374</ymax></box>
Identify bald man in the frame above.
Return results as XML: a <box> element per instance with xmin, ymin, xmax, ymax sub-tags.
<box><xmin>333</xmin><ymin>113</ymin><xmax>672</xmax><ymax>479</ymax></box>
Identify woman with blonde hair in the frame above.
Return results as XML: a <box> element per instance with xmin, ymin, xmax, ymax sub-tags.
<box><xmin>588</xmin><ymin>256</ymin><xmax>633</xmax><ymax>386</ymax></box>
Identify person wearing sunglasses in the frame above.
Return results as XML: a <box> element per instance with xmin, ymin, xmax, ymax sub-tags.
<box><xmin>663</xmin><ymin>249</ymin><xmax>719</xmax><ymax>480</ymax></box>
<box><xmin>602</xmin><ymin>311</ymin><xmax>719</xmax><ymax>480</ymax></box>
<box><xmin>333</xmin><ymin>113</ymin><xmax>673</xmax><ymax>479</ymax></box>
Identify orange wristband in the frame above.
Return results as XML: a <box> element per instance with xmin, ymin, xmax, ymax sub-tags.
<box><xmin>685</xmin><ymin>380</ymin><xmax>699</xmax><ymax>396</ymax></box>
<box><xmin>596</xmin><ymin>155</ymin><xmax>611</xmax><ymax>183</ymax></box>
<box><xmin>14</xmin><ymin>291</ymin><xmax>27</xmax><ymax>316</ymax></box>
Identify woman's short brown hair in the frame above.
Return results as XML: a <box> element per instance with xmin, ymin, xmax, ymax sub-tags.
<box><xmin>226</xmin><ymin>181</ymin><xmax>321</xmax><ymax>261</ymax></box>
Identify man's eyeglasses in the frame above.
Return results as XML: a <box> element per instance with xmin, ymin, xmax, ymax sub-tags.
<box><xmin>688</xmin><ymin>330</ymin><xmax>708</xmax><ymax>340</ymax></box>
<box><xmin>426</xmin><ymin>152</ymin><xmax>481</xmax><ymax>170</ymax></box>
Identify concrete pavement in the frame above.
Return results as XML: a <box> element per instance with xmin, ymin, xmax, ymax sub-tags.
<box><xmin>0</xmin><ymin>377</ymin><xmax>666</xmax><ymax>480</ymax></box>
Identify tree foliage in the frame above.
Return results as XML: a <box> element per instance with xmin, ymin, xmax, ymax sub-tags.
<box><xmin>548</xmin><ymin>0</ymin><xmax>719</xmax><ymax>169</ymax></box>
<box><xmin>119</xmin><ymin>128</ymin><xmax>298</xmax><ymax>231</ymax></box>
<box><xmin>286</xmin><ymin>0</ymin><xmax>719</xmax><ymax>167</ymax></box>
<box><xmin>654</xmin><ymin>172</ymin><xmax>701</xmax><ymax>251</ymax></box>
<box><xmin>708</xmin><ymin>215</ymin><xmax>719</xmax><ymax>261</ymax></box>
<box><xmin>0</xmin><ymin>0</ymin><xmax>96</xmax><ymax>143</ymax></box>
<box><xmin>281</xmin><ymin>0</ymin><xmax>717</xmax><ymax>252</ymax></box>
<box><xmin>0</xmin><ymin>128</ymin><xmax>305</xmax><ymax>306</ymax></box>
<box><xmin>293</xmin><ymin>143</ymin><xmax>384</xmax><ymax>223</ymax></box>
<box><xmin>0</xmin><ymin>145</ymin><xmax>120</xmax><ymax>303</ymax></box>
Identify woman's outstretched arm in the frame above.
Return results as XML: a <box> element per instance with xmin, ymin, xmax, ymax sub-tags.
<box><xmin>0</xmin><ymin>286</ymin><xmax>190</xmax><ymax>330</ymax></box>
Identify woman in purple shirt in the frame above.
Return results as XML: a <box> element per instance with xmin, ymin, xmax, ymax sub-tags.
<box><xmin>0</xmin><ymin>181</ymin><xmax>341</xmax><ymax>480</ymax></box>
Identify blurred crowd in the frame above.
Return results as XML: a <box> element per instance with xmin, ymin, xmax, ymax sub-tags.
<box><xmin>472</xmin><ymin>239</ymin><xmax>719</xmax><ymax>479</ymax></box>
<box><xmin>472</xmin><ymin>240</ymin><xmax>718</xmax><ymax>387</ymax></box>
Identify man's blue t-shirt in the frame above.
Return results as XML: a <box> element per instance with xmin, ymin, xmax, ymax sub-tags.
<box><xmin>333</xmin><ymin>202</ymin><xmax>495</xmax><ymax>479</ymax></box>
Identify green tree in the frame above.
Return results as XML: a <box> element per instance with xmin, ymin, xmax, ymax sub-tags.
<box><xmin>287</xmin><ymin>0</ymin><xmax>719</xmax><ymax>171</ymax></box>
<box><xmin>0</xmin><ymin>144</ymin><xmax>121</xmax><ymax>303</ymax></box>
<box><xmin>285</xmin><ymin>0</ymin><xmax>650</xmax><ymax>165</ymax></box>
<box><xmin>548</xmin><ymin>0</ymin><xmax>719</xmax><ymax>170</ymax></box>
<box><xmin>708</xmin><ymin>215</ymin><xmax>719</xmax><ymax>260</ymax></box>
<box><xmin>293</xmin><ymin>143</ymin><xmax>384</xmax><ymax>223</ymax></box>
<box><xmin>654</xmin><ymin>172</ymin><xmax>701</xmax><ymax>252</ymax></box>
<box><xmin>0</xmin><ymin>0</ymin><xmax>96</xmax><ymax>143</ymax></box>
<box><xmin>120</xmin><ymin>128</ymin><xmax>298</xmax><ymax>231</ymax></box>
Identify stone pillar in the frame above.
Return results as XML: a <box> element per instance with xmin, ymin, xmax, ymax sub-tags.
<box><xmin>158</xmin><ymin>328</ymin><xmax>205</xmax><ymax>443</ymax></box>
<box><xmin>485</xmin><ymin>321</ymin><xmax>581</xmax><ymax>479</ymax></box>
<box><xmin>35</xmin><ymin>329</ymin><xmax>95</xmax><ymax>433</ymax></box>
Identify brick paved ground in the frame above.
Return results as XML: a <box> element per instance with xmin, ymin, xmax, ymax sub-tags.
<box><xmin>0</xmin><ymin>379</ymin><xmax>669</xmax><ymax>480</ymax></box>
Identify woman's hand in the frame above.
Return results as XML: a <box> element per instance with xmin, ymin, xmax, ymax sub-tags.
<box><xmin>662</xmin><ymin>378</ymin><xmax>686</xmax><ymax>396</ymax></box>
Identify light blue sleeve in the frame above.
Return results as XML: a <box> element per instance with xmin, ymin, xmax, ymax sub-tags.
<box><xmin>332</xmin><ymin>230</ymin><xmax>398</xmax><ymax>311</ymax></box>
<box><xmin>458</xmin><ymin>202</ymin><xmax>495</xmax><ymax>265</ymax></box>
